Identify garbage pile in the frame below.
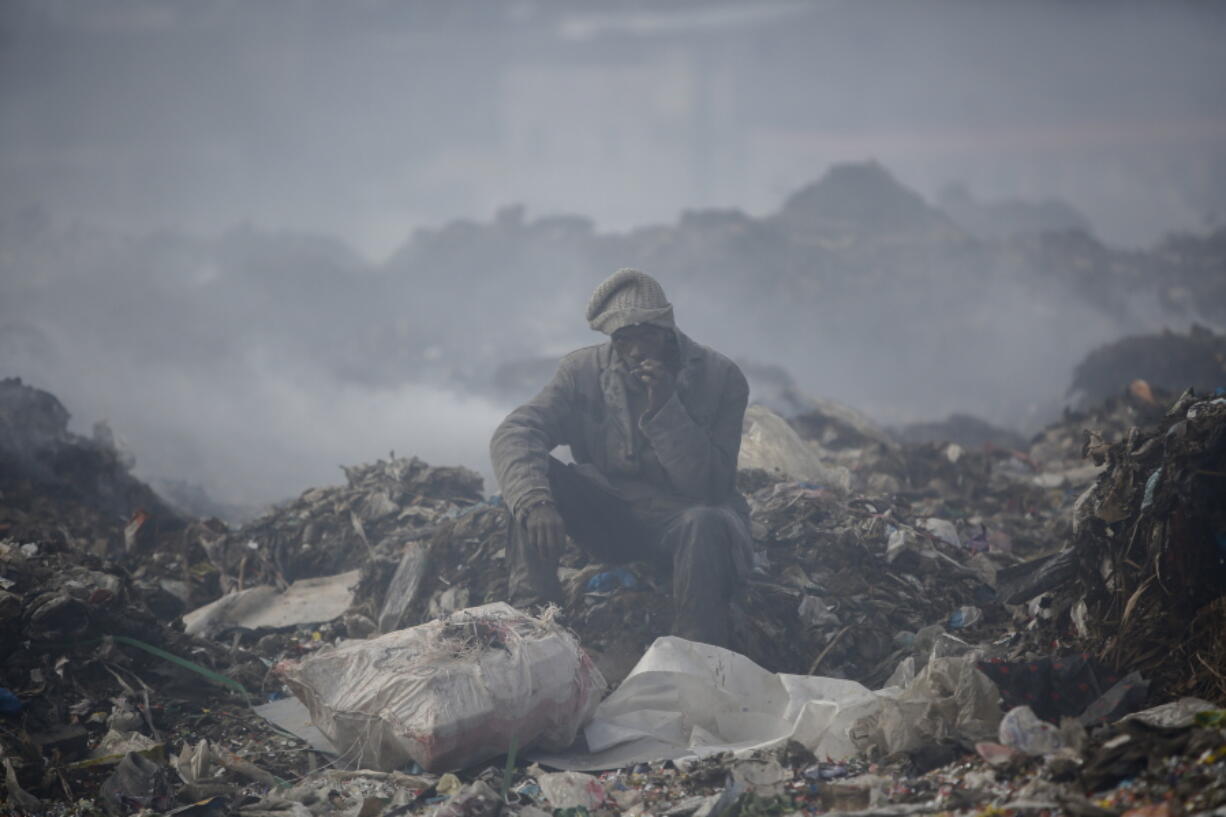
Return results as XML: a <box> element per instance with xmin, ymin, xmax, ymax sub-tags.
<box><xmin>0</xmin><ymin>380</ymin><xmax>332</xmax><ymax>814</ymax></box>
<box><xmin>731</xmin><ymin>477</ymin><xmax>999</xmax><ymax>685</ymax></box>
<box><xmin>4</xmin><ymin>372</ymin><xmax>1226</xmax><ymax>814</ymax></box>
<box><xmin>201</xmin><ymin>454</ymin><xmax>484</xmax><ymax>593</ymax></box>
<box><xmin>1069</xmin><ymin>325</ymin><xmax>1226</xmax><ymax>408</ymax></box>
<box><xmin>1013</xmin><ymin>389</ymin><xmax>1226</xmax><ymax>702</ymax></box>
<box><xmin>783</xmin><ymin>398</ymin><xmax>1083</xmax><ymax>561</ymax></box>
<box><xmin>110</xmin><ymin>698</ymin><xmax>1223</xmax><ymax>817</ymax></box>
<box><xmin>0</xmin><ymin>535</ymin><xmax>297</xmax><ymax>815</ymax></box>
<box><xmin>0</xmin><ymin>377</ymin><xmax>184</xmax><ymax>559</ymax></box>
<box><xmin>1028</xmin><ymin>384</ymin><xmax>1171</xmax><ymax>475</ymax></box>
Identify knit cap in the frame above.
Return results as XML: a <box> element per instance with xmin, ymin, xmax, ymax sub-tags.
<box><xmin>585</xmin><ymin>268</ymin><xmax>675</xmax><ymax>335</ymax></box>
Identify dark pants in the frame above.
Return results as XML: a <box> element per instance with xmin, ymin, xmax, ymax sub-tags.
<box><xmin>507</xmin><ymin>458</ymin><xmax>747</xmax><ymax>648</ymax></box>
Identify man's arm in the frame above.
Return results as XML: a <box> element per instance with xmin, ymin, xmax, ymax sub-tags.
<box><xmin>490</xmin><ymin>359</ymin><xmax>575</xmax><ymax>520</ymax></box>
<box><xmin>639</xmin><ymin>362</ymin><xmax>749</xmax><ymax>504</ymax></box>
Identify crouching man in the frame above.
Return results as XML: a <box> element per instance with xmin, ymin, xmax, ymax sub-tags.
<box><xmin>490</xmin><ymin>268</ymin><xmax>753</xmax><ymax>647</ymax></box>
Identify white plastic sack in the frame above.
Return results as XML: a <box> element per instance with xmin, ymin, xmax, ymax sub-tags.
<box><xmin>738</xmin><ymin>404</ymin><xmax>852</xmax><ymax>492</ymax></box>
<box><xmin>854</xmin><ymin>654</ymin><xmax>1003</xmax><ymax>756</ymax></box>
<box><xmin>529</xmin><ymin>636</ymin><xmax>1004</xmax><ymax>772</ymax></box>
<box><xmin>278</xmin><ymin>602</ymin><xmax>606</xmax><ymax>772</ymax></box>
<box><xmin>529</xmin><ymin>636</ymin><xmax>882</xmax><ymax>771</ymax></box>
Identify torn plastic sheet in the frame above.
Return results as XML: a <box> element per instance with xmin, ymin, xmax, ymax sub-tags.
<box><xmin>529</xmin><ymin>636</ymin><xmax>1003</xmax><ymax>772</ymax></box>
<box><xmin>182</xmin><ymin>570</ymin><xmax>359</xmax><ymax>637</ymax></box>
<box><xmin>527</xmin><ymin>636</ymin><xmax>883</xmax><ymax>771</ymax></box>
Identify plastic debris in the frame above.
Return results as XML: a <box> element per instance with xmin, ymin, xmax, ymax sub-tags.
<box><xmin>998</xmin><ymin>706</ymin><xmax>1065</xmax><ymax>756</ymax></box>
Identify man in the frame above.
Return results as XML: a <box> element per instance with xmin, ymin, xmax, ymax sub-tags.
<box><xmin>490</xmin><ymin>268</ymin><xmax>752</xmax><ymax>647</ymax></box>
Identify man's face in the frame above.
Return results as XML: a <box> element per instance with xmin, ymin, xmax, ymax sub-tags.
<box><xmin>612</xmin><ymin>323</ymin><xmax>674</xmax><ymax>368</ymax></box>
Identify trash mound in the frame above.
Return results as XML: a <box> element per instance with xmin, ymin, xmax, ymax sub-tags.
<box><xmin>348</xmin><ymin>497</ymin><xmax>511</xmax><ymax>635</ymax></box>
<box><xmin>0</xmin><ymin>537</ymin><xmax>304</xmax><ymax>814</ymax></box>
<box><xmin>787</xmin><ymin>399</ymin><xmax>1075</xmax><ymax>558</ymax></box>
<box><xmin>772</xmin><ymin>161</ymin><xmax>961</xmax><ymax>243</ymax></box>
<box><xmin>1064</xmin><ymin>390</ymin><xmax>1226</xmax><ymax>701</ymax></box>
<box><xmin>203</xmin><ymin>454</ymin><xmax>484</xmax><ymax>591</ymax></box>
<box><xmin>4</xmin><ymin>382</ymin><xmax>1226</xmax><ymax>812</ymax></box>
<box><xmin>1069</xmin><ymin>325</ymin><xmax>1226</xmax><ymax>407</ymax></box>
<box><xmin>0</xmin><ymin>376</ymin><xmax>184</xmax><ymax>557</ymax></box>
<box><xmin>734</xmin><ymin>478</ymin><xmax>1002</xmax><ymax>685</ymax></box>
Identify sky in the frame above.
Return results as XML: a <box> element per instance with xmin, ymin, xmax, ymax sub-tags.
<box><xmin>2</xmin><ymin>0</ymin><xmax>1224</xmax><ymax>257</ymax></box>
<box><xmin>1</xmin><ymin>0</ymin><xmax>1224</xmax><ymax>514</ymax></box>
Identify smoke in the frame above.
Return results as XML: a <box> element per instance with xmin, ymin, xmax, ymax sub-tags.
<box><xmin>2</xmin><ymin>1</ymin><xmax>1224</xmax><ymax>253</ymax></box>
<box><xmin>1</xmin><ymin>1</ymin><xmax>1223</xmax><ymax>511</ymax></box>
<box><xmin>0</xmin><ymin>315</ymin><xmax>508</xmax><ymax>510</ymax></box>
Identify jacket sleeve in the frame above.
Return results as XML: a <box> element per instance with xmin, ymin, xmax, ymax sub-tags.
<box><xmin>490</xmin><ymin>359</ymin><xmax>576</xmax><ymax>519</ymax></box>
<box><xmin>639</xmin><ymin>362</ymin><xmax>748</xmax><ymax>504</ymax></box>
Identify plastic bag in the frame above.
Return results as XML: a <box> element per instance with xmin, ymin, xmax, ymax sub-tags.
<box><xmin>853</xmin><ymin>653</ymin><xmax>1003</xmax><ymax>756</ymax></box>
<box><xmin>998</xmin><ymin>705</ymin><xmax>1064</xmax><ymax>755</ymax></box>
<box><xmin>738</xmin><ymin>404</ymin><xmax>852</xmax><ymax>491</ymax></box>
<box><xmin>536</xmin><ymin>771</ymin><xmax>608</xmax><ymax>810</ymax></box>
<box><xmin>278</xmin><ymin>602</ymin><xmax>606</xmax><ymax>772</ymax></box>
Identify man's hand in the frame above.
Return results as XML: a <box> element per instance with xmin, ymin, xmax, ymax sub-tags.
<box><xmin>523</xmin><ymin>501</ymin><xmax>566</xmax><ymax>560</ymax></box>
<box><xmin>633</xmin><ymin>358</ymin><xmax>676</xmax><ymax>419</ymax></box>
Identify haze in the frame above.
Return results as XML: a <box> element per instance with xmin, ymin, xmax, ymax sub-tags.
<box><xmin>2</xmin><ymin>1</ymin><xmax>1224</xmax><ymax>515</ymax></box>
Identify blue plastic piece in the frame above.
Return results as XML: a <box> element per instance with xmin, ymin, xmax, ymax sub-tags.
<box><xmin>586</xmin><ymin>567</ymin><xmax>638</xmax><ymax>593</ymax></box>
<box><xmin>0</xmin><ymin>688</ymin><xmax>22</xmax><ymax>715</ymax></box>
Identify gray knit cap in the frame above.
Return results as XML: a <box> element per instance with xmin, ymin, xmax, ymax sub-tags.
<box><xmin>585</xmin><ymin>268</ymin><xmax>675</xmax><ymax>335</ymax></box>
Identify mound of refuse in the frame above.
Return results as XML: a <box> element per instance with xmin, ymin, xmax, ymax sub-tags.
<box><xmin>1015</xmin><ymin>389</ymin><xmax>1226</xmax><ymax>701</ymax></box>
<box><xmin>201</xmin><ymin>454</ymin><xmax>484</xmax><ymax>593</ymax></box>
<box><xmin>4</xmin><ymin>379</ymin><xmax>1226</xmax><ymax>815</ymax></box>
<box><xmin>0</xmin><ymin>377</ymin><xmax>184</xmax><ymax>556</ymax></box>
<box><xmin>1070</xmin><ymin>325</ymin><xmax>1226</xmax><ymax>407</ymax></box>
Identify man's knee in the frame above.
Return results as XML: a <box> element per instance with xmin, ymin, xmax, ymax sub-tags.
<box><xmin>670</xmin><ymin>506</ymin><xmax>746</xmax><ymax>566</ymax></box>
<box><xmin>674</xmin><ymin>505</ymin><xmax>735</xmax><ymax>532</ymax></box>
